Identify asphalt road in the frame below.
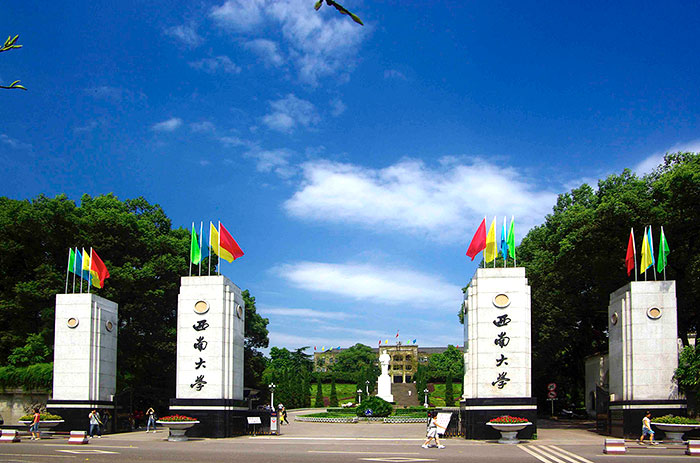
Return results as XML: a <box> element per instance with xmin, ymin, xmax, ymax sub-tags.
<box><xmin>0</xmin><ymin>414</ymin><xmax>692</xmax><ymax>463</ymax></box>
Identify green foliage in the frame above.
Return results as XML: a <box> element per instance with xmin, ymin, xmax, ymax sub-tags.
<box><xmin>329</xmin><ymin>376</ymin><xmax>339</xmax><ymax>407</ymax></box>
<box><xmin>426</xmin><ymin>345</ymin><xmax>463</xmax><ymax>381</ymax></box>
<box><xmin>310</xmin><ymin>382</ymin><xmax>358</xmax><ymax>404</ymax></box>
<box><xmin>653</xmin><ymin>414</ymin><xmax>700</xmax><ymax>424</ymax></box>
<box><xmin>355</xmin><ymin>396</ymin><xmax>392</xmax><ymax>417</ymax></box>
<box><xmin>444</xmin><ymin>374</ymin><xmax>454</xmax><ymax>407</ymax></box>
<box><xmin>314</xmin><ymin>0</ymin><xmax>364</xmax><ymax>26</ymax></box>
<box><xmin>326</xmin><ymin>407</ymin><xmax>355</xmax><ymax>412</ymax></box>
<box><xmin>0</xmin><ymin>34</ymin><xmax>26</xmax><ymax>91</ymax></box>
<box><xmin>332</xmin><ymin>343</ymin><xmax>377</xmax><ymax>377</ymax></box>
<box><xmin>19</xmin><ymin>413</ymin><xmax>62</xmax><ymax>421</ymax></box>
<box><xmin>414</xmin><ymin>364</ymin><xmax>428</xmax><ymax>402</ymax></box>
<box><xmin>7</xmin><ymin>333</ymin><xmax>50</xmax><ymax>366</ymax></box>
<box><xmin>242</xmin><ymin>290</ymin><xmax>269</xmax><ymax>391</ymax></box>
<box><xmin>675</xmin><ymin>345</ymin><xmax>700</xmax><ymax>394</ymax></box>
<box><xmin>515</xmin><ymin>153</ymin><xmax>700</xmax><ymax>406</ymax></box>
<box><xmin>303</xmin><ymin>411</ymin><xmax>356</xmax><ymax>417</ymax></box>
<box><xmin>0</xmin><ymin>363</ymin><xmax>53</xmax><ymax>390</ymax></box>
<box><xmin>314</xmin><ymin>376</ymin><xmax>324</xmax><ymax>407</ymax></box>
<box><xmin>394</xmin><ymin>407</ymin><xmax>435</xmax><ymax>415</ymax></box>
<box><xmin>263</xmin><ymin>347</ymin><xmax>312</xmax><ymax>409</ymax></box>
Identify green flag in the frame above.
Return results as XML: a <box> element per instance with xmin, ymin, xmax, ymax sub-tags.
<box><xmin>190</xmin><ymin>224</ymin><xmax>201</xmax><ymax>265</ymax></box>
<box><xmin>506</xmin><ymin>216</ymin><xmax>515</xmax><ymax>259</ymax></box>
<box><xmin>657</xmin><ymin>226</ymin><xmax>670</xmax><ymax>273</ymax></box>
<box><xmin>68</xmin><ymin>248</ymin><xmax>79</xmax><ymax>274</ymax></box>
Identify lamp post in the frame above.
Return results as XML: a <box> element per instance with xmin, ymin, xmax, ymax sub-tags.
<box><xmin>269</xmin><ymin>383</ymin><xmax>278</xmax><ymax>435</ymax></box>
<box><xmin>357</xmin><ymin>389</ymin><xmax>362</xmax><ymax>404</ymax></box>
<box><xmin>269</xmin><ymin>382</ymin><xmax>276</xmax><ymax>410</ymax></box>
<box><xmin>423</xmin><ymin>388</ymin><xmax>429</xmax><ymax>408</ymax></box>
<box><xmin>365</xmin><ymin>380</ymin><xmax>370</xmax><ymax>395</ymax></box>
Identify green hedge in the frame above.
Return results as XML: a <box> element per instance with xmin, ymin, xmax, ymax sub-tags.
<box><xmin>394</xmin><ymin>407</ymin><xmax>435</xmax><ymax>415</ymax></box>
<box><xmin>0</xmin><ymin>363</ymin><xmax>52</xmax><ymax>390</ymax></box>
<box><xmin>327</xmin><ymin>407</ymin><xmax>356</xmax><ymax>413</ymax></box>
<box><xmin>355</xmin><ymin>396</ymin><xmax>392</xmax><ymax>417</ymax></box>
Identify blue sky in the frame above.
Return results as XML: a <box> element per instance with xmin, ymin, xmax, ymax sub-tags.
<box><xmin>2</xmin><ymin>1</ymin><xmax>699</xmax><ymax>352</ymax></box>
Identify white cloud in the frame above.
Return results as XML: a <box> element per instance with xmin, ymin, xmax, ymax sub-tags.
<box><xmin>245</xmin><ymin>148</ymin><xmax>296</xmax><ymax>178</ymax></box>
<box><xmin>329</xmin><ymin>98</ymin><xmax>346</xmax><ymax>117</ymax></box>
<box><xmin>218</xmin><ymin>135</ymin><xmax>250</xmax><ymax>147</ymax></box>
<box><xmin>262</xmin><ymin>94</ymin><xmax>319</xmax><ymax>133</ymax></box>
<box><xmin>260</xmin><ymin>306</ymin><xmax>350</xmax><ymax>320</ymax></box>
<box><xmin>190</xmin><ymin>121</ymin><xmax>216</xmax><ymax>133</ymax></box>
<box><xmin>273</xmin><ymin>261</ymin><xmax>461</xmax><ymax>309</ymax></box>
<box><xmin>284</xmin><ymin>157</ymin><xmax>557</xmax><ymax>242</ymax></box>
<box><xmin>151</xmin><ymin>117</ymin><xmax>183</xmax><ymax>132</ymax></box>
<box><xmin>0</xmin><ymin>134</ymin><xmax>32</xmax><ymax>150</ymax></box>
<box><xmin>189</xmin><ymin>55</ymin><xmax>241</xmax><ymax>74</ymax></box>
<box><xmin>210</xmin><ymin>0</ymin><xmax>368</xmax><ymax>85</ymax></box>
<box><xmin>245</xmin><ymin>39</ymin><xmax>284</xmax><ymax>66</ymax></box>
<box><xmin>165</xmin><ymin>23</ymin><xmax>204</xmax><ymax>48</ymax></box>
<box><xmin>384</xmin><ymin>69</ymin><xmax>406</xmax><ymax>80</ymax></box>
<box><xmin>635</xmin><ymin>139</ymin><xmax>700</xmax><ymax>175</ymax></box>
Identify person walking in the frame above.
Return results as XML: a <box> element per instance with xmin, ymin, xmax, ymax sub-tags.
<box><xmin>281</xmin><ymin>405</ymin><xmax>288</xmax><ymax>425</ymax></box>
<box><xmin>421</xmin><ymin>411</ymin><xmax>445</xmax><ymax>449</ymax></box>
<box><xmin>146</xmin><ymin>407</ymin><xmax>157</xmax><ymax>433</ymax></box>
<box><xmin>639</xmin><ymin>411</ymin><xmax>658</xmax><ymax>445</ymax></box>
<box><xmin>29</xmin><ymin>408</ymin><xmax>41</xmax><ymax>440</ymax></box>
<box><xmin>88</xmin><ymin>409</ymin><xmax>102</xmax><ymax>438</ymax></box>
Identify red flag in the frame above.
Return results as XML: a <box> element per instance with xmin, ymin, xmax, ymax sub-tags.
<box><xmin>89</xmin><ymin>249</ymin><xmax>110</xmax><ymax>288</ymax></box>
<box><xmin>219</xmin><ymin>223</ymin><xmax>245</xmax><ymax>262</ymax></box>
<box><xmin>466</xmin><ymin>218</ymin><xmax>487</xmax><ymax>261</ymax></box>
<box><xmin>625</xmin><ymin>228</ymin><xmax>636</xmax><ymax>276</ymax></box>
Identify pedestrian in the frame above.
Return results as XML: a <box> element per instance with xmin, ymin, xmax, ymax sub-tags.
<box><xmin>639</xmin><ymin>411</ymin><xmax>658</xmax><ymax>445</ymax></box>
<box><xmin>88</xmin><ymin>409</ymin><xmax>102</xmax><ymax>438</ymax></box>
<box><xmin>281</xmin><ymin>405</ymin><xmax>288</xmax><ymax>425</ymax></box>
<box><xmin>421</xmin><ymin>411</ymin><xmax>445</xmax><ymax>449</ymax></box>
<box><xmin>146</xmin><ymin>407</ymin><xmax>157</xmax><ymax>433</ymax></box>
<box><xmin>29</xmin><ymin>408</ymin><xmax>41</xmax><ymax>440</ymax></box>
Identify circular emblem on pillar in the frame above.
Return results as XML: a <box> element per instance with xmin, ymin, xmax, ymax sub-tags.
<box><xmin>610</xmin><ymin>312</ymin><xmax>618</xmax><ymax>325</ymax></box>
<box><xmin>492</xmin><ymin>294</ymin><xmax>510</xmax><ymax>308</ymax></box>
<box><xmin>194</xmin><ymin>300</ymin><xmax>209</xmax><ymax>314</ymax></box>
<box><xmin>67</xmin><ymin>317</ymin><xmax>79</xmax><ymax>328</ymax></box>
<box><xmin>647</xmin><ymin>307</ymin><xmax>662</xmax><ymax>320</ymax></box>
<box><xmin>106</xmin><ymin>321</ymin><xmax>114</xmax><ymax>332</ymax></box>
<box><xmin>236</xmin><ymin>304</ymin><xmax>243</xmax><ymax>319</ymax></box>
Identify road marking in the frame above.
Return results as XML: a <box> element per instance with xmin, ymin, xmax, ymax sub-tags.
<box><xmin>43</xmin><ymin>443</ymin><xmax>137</xmax><ymax>449</ymax></box>
<box><xmin>597</xmin><ymin>455</ymin><xmax>690</xmax><ymax>459</ymax></box>
<box><xmin>519</xmin><ymin>445</ymin><xmax>594</xmax><ymax>463</ymax></box>
<box><xmin>359</xmin><ymin>458</ymin><xmax>435</xmax><ymax>462</ymax></box>
<box><xmin>57</xmin><ymin>449</ymin><xmax>119</xmax><ymax>454</ymax></box>
<box><xmin>520</xmin><ymin>445</ymin><xmax>558</xmax><ymax>463</ymax></box>
<box><xmin>309</xmin><ymin>451</ymin><xmax>420</xmax><ymax>455</ymax></box>
<box><xmin>540</xmin><ymin>445</ymin><xmax>594</xmax><ymax>463</ymax></box>
<box><xmin>251</xmin><ymin>437</ymin><xmax>424</xmax><ymax>441</ymax></box>
<box><xmin>0</xmin><ymin>455</ymin><xmax>71</xmax><ymax>459</ymax></box>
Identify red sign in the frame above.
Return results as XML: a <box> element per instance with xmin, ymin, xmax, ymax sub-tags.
<box><xmin>547</xmin><ymin>383</ymin><xmax>557</xmax><ymax>391</ymax></box>
<box><xmin>548</xmin><ymin>391</ymin><xmax>557</xmax><ymax>399</ymax></box>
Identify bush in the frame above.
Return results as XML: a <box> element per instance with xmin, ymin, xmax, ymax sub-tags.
<box><xmin>394</xmin><ymin>407</ymin><xmax>435</xmax><ymax>415</ymax></box>
<box><xmin>0</xmin><ymin>363</ymin><xmax>53</xmax><ymax>390</ymax></box>
<box><xmin>19</xmin><ymin>413</ymin><xmax>62</xmax><ymax>421</ymax></box>
<box><xmin>355</xmin><ymin>396</ymin><xmax>393</xmax><ymax>417</ymax></box>
<box><xmin>329</xmin><ymin>377</ymin><xmax>339</xmax><ymax>407</ymax></box>
<box><xmin>675</xmin><ymin>345</ymin><xmax>700</xmax><ymax>394</ymax></box>
<box><xmin>653</xmin><ymin>415</ymin><xmax>700</xmax><ymax>425</ymax></box>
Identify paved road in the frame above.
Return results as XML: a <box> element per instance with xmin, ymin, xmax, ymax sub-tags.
<box><xmin>0</xmin><ymin>412</ymin><xmax>691</xmax><ymax>463</ymax></box>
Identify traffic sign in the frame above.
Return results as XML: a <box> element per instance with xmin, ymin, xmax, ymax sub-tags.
<box><xmin>548</xmin><ymin>390</ymin><xmax>557</xmax><ymax>399</ymax></box>
<box><xmin>547</xmin><ymin>382</ymin><xmax>557</xmax><ymax>391</ymax></box>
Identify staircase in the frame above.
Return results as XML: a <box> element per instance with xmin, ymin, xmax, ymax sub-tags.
<box><xmin>391</xmin><ymin>382</ymin><xmax>420</xmax><ymax>407</ymax></box>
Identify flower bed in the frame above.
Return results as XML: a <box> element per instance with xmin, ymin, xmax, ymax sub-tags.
<box><xmin>157</xmin><ymin>415</ymin><xmax>198</xmax><ymax>422</ymax></box>
<box><xmin>653</xmin><ymin>415</ymin><xmax>700</xmax><ymax>425</ymax></box>
<box><xmin>19</xmin><ymin>413</ymin><xmax>63</xmax><ymax>421</ymax></box>
<box><xmin>488</xmin><ymin>415</ymin><xmax>529</xmax><ymax>424</ymax></box>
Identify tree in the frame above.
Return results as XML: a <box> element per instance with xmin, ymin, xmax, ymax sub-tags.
<box><xmin>332</xmin><ymin>343</ymin><xmax>379</xmax><ymax>381</ymax></box>
<box><xmin>515</xmin><ymin>153</ymin><xmax>700</xmax><ymax>407</ymax></box>
<box><xmin>263</xmin><ymin>347</ymin><xmax>313</xmax><ymax>409</ymax></box>
<box><xmin>329</xmin><ymin>376</ymin><xmax>339</xmax><ymax>407</ymax></box>
<box><xmin>314</xmin><ymin>375</ymin><xmax>324</xmax><ymax>407</ymax></box>
<box><xmin>444</xmin><ymin>373</ymin><xmax>454</xmax><ymax>407</ymax></box>
<box><xmin>242</xmin><ymin>290</ymin><xmax>269</xmax><ymax>392</ymax></box>
<box><xmin>426</xmin><ymin>345</ymin><xmax>464</xmax><ymax>381</ymax></box>
<box><xmin>1</xmin><ymin>35</ymin><xmax>26</xmax><ymax>90</ymax></box>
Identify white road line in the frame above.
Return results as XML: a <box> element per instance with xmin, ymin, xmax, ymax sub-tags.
<box><xmin>0</xmin><ymin>455</ymin><xmax>72</xmax><ymax>459</ymax></box>
<box><xmin>519</xmin><ymin>445</ymin><xmax>556</xmax><ymax>463</ymax></box>
<box><xmin>42</xmin><ymin>443</ymin><xmax>137</xmax><ymax>449</ymax></box>
<box><xmin>540</xmin><ymin>445</ymin><xmax>594</xmax><ymax>463</ymax></box>
<box><xmin>308</xmin><ymin>451</ymin><xmax>420</xmax><ymax>455</ymax></box>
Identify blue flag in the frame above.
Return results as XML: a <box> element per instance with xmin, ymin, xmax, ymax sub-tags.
<box><xmin>500</xmin><ymin>217</ymin><xmax>508</xmax><ymax>260</ymax></box>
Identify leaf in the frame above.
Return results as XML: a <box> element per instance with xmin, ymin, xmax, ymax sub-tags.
<box><xmin>349</xmin><ymin>12</ymin><xmax>364</xmax><ymax>25</ymax></box>
<box><xmin>314</xmin><ymin>0</ymin><xmax>323</xmax><ymax>10</ymax></box>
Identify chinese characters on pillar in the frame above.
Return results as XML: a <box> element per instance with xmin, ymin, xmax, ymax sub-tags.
<box><xmin>492</xmin><ymin>313</ymin><xmax>511</xmax><ymax>389</ymax></box>
<box><xmin>191</xmin><ymin>319</ymin><xmax>209</xmax><ymax>391</ymax></box>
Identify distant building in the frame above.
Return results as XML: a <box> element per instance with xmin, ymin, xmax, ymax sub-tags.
<box><xmin>313</xmin><ymin>344</ymin><xmax>462</xmax><ymax>383</ymax></box>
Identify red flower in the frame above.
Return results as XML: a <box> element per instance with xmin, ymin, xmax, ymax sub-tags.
<box><xmin>488</xmin><ymin>415</ymin><xmax>529</xmax><ymax>424</ymax></box>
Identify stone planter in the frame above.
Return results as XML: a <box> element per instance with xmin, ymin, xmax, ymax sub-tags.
<box><xmin>651</xmin><ymin>422</ymin><xmax>700</xmax><ymax>443</ymax></box>
<box><xmin>18</xmin><ymin>420</ymin><xmax>65</xmax><ymax>439</ymax></box>
<box><xmin>156</xmin><ymin>420</ymin><xmax>199</xmax><ymax>441</ymax></box>
<box><xmin>486</xmin><ymin>422</ymin><xmax>532</xmax><ymax>444</ymax></box>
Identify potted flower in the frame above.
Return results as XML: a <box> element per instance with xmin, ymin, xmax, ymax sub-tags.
<box><xmin>486</xmin><ymin>415</ymin><xmax>532</xmax><ymax>444</ymax></box>
<box><xmin>651</xmin><ymin>415</ymin><xmax>700</xmax><ymax>443</ymax></box>
<box><xmin>18</xmin><ymin>413</ymin><xmax>65</xmax><ymax>438</ymax></box>
<box><xmin>156</xmin><ymin>415</ymin><xmax>200</xmax><ymax>442</ymax></box>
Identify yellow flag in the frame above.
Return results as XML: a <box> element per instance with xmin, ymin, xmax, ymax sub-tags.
<box><xmin>640</xmin><ymin>226</ymin><xmax>652</xmax><ymax>273</ymax></box>
<box><xmin>484</xmin><ymin>217</ymin><xmax>497</xmax><ymax>262</ymax></box>
<box><xmin>210</xmin><ymin>222</ymin><xmax>220</xmax><ymax>256</ymax></box>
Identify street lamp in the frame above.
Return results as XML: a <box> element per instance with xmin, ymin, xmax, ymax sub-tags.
<box><xmin>423</xmin><ymin>388</ymin><xmax>429</xmax><ymax>407</ymax></box>
<box><xmin>269</xmin><ymin>383</ymin><xmax>276</xmax><ymax>410</ymax></box>
<box><xmin>365</xmin><ymin>380</ymin><xmax>370</xmax><ymax>395</ymax></box>
<box><xmin>357</xmin><ymin>389</ymin><xmax>362</xmax><ymax>403</ymax></box>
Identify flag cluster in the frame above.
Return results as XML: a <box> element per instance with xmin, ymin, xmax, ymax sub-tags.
<box><xmin>67</xmin><ymin>247</ymin><xmax>110</xmax><ymax>290</ymax></box>
<box><xmin>189</xmin><ymin>221</ymin><xmax>244</xmax><ymax>275</ymax></box>
<box><xmin>467</xmin><ymin>216</ymin><xmax>516</xmax><ymax>264</ymax></box>
<box><xmin>626</xmin><ymin>226</ymin><xmax>671</xmax><ymax>276</ymax></box>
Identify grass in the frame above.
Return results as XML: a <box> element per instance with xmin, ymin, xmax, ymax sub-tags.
<box><xmin>310</xmin><ymin>383</ymin><xmax>362</xmax><ymax>404</ymax></box>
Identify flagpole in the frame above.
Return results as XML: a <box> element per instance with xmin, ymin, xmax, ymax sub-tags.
<box><xmin>493</xmin><ymin>216</ymin><xmax>496</xmax><ymax>269</ymax></box>
<box><xmin>189</xmin><ymin>222</ymin><xmax>194</xmax><ymax>277</ymax></box>
<box><xmin>632</xmin><ymin>228</ymin><xmax>637</xmax><ymax>282</ymax></box>
<box><xmin>199</xmin><ymin>221</ymin><xmax>203</xmax><ymax>276</ymax></box>
<box><xmin>513</xmin><ymin>216</ymin><xmax>517</xmax><ymax>268</ymax></box>
<box><xmin>80</xmin><ymin>249</ymin><xmax>84</xmax><ymax>294</ymax></box>
<box><xmin>503</xmin><ymin>216</ymin><xmax>506</xmax><ymax>268</ymax></box>
<box><xmin>88</xmin><ymin>247</ymin><xmax>93</xmax><ymax>294</ymax></box>
<box><xmin>643</xmin><ymin>227</ymin><xmax>647</xmax><ymax>282</ymax></box>
<box><xmin>72</xmin><ymin>248</ymin><xmax>77</xmax><ymax>293</ymax></box>
<box><xmin>65</xmin><ymin>248</ymin><xmax>71</xmax><ymax>294</ymax></box>
<box><xmin>218</xmin><ymin>221</ymin><xmax>221</xmax><ymax>276</ymax></box>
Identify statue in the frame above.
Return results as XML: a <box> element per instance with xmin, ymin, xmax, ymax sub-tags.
<box><xmin>377</xmin><ymin>350</ymin><xmax>394</xmax><ymax>402</ymax></box>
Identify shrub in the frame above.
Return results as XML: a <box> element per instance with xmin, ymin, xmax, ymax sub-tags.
<box><xmin>0</xmin><ymin>363</ymin><xmax>53</xmax><ymax>390</ymax></box>
<box><xmin>329</xmin><ymin>377</ymin><xmax>339</xmax><ymax>407</ymax></box>
<box><xmin>19</xmin><ymin>413</ymin><xmax>62</xmax><ymax>421</ymax></box>
<box><xmin>355</xmin><ymin>396</ymin><xmax>392</xmax><ymax>417</ymax></box>
<box><xmin>675</xmin><ymin>345</ymin><xmax>700</xmax><ymax>394</ymax></box>
<box><xmin>394</xmin><ymin>408</ymin><xmax>435</xmax><ymax>415</ymax></box>
<box><xmin>653</xmin><ymin>415</ymin><xmax>700</xmax><ymax>425</ymax></box>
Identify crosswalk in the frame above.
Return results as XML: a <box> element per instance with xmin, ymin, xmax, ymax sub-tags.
<box><xmin>519</xmin><ymin>444</ymin><xmax>594</xmax><ymax>463</ymax></box>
